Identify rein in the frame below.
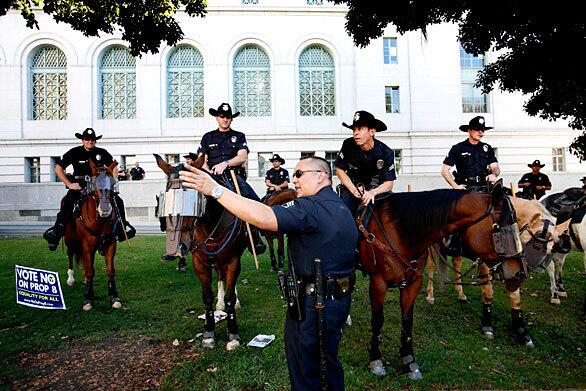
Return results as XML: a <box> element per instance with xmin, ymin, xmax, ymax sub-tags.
<box><xmin>77</xmin><ymin>190</ymin><xmax>119</xmax><ymax>246</ymax></box>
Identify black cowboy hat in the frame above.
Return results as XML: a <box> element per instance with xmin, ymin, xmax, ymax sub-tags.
<box><xmin>580</xmin><ymin>176</ymin><xmax>586</xmax><ymax>182</ymax></box>
<box><xmin>342</xmin><ymin>110</ymin><xmax>387</xmax><ymax>132</ymax></box>
<box><xmin>209</xmin><ymin>103</ymin><xmax>240</xmax><ymax>119</ymax></box>
<box><xmin>459</xmin><ymin>116</ymin><xmax>493</xmax><ymax>132</ymax></box>
<box><xmin>75</xmin><ymin>127</ymin><xmax>102</xmax><ymax>140</ymax></box>
<box><xmin>183</xmin><ymin>152</ymin><xmax>198</xmax><ymax>160</ymax></box>
<box><xmin>269</xmin><ymin>153</ymin><xmax>285</xmax><ymax>165</ymax></box>
<box><xmin>528</xmin><ymin>159</ymin><xmax>545</xmax><ymax>168</ymax></box>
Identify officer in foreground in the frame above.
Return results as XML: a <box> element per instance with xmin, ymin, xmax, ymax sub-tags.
<box><xmin>43</xmin><ymin>128</ymin><xmax>135</xmax><ymax>250</ymax></box>
<box><xmin>517</xmin><ymin>159</ymin><xmax>552</xmax><ymax>199</ymax></box>
<box><xmin>198</xmin><ymin>102</ymin><xmax>265</xmax><ymax>255</ymax></box>
<box><xmin>180</xmin><ymin>156</ymin><xmax>357</xmax><ymax>391</ymax></box>
<box><xmin>335</xmin><ymin>110</ymin><xmax>395</xmax><ymax>215</ymax></box>
<box><xmin>441</xmin><ymin>115</ymin><xmax>500</xmax><ymax>190</ymax></box>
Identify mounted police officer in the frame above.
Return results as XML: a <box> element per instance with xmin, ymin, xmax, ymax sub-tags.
<box><xmin>179</xmin><ymin>156</ymin><xmax>357</xmax><ymax>391</ymax></box>
<box><xmin>441</xmin><ymin>115</ymin><xmax>500</xmax><ymax>191</ymax></box>
<box><xmin>335</xmin><ymin>110</ymin><xmax>396</xmax><ymax>216</ymax></box>
<box><xmin>517</xmin><ymin>159</ymin><xmax>552</xmax><ymax>200</ymax></box>
<box><xmin>264</xmin><ymin>153</ymin><xmax>290</xmax><ymax>197</ymax></box>
<box><xmin>198</xmin><ymin>103</ymin><xmax>265</xmax><ymax>255</ymax></box>
<box><xmin>43</xmin><ymin>128</ymin><xmax>136</xmax><ymax>251</ymax></box>
<box><xmin>580</xmin><ymin>176</ymin><xmax>586</xmax><ymax>190</ymax></box>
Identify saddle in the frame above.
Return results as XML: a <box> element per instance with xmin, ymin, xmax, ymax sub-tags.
<box><xmin>546</xmin><ymin>188</ymin><xmax>586</xmax><ymax>224</ymax></box>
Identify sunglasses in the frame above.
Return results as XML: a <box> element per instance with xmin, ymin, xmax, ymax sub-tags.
<box><xmin>218</xmin><ymin>114</ymin><xmax>231</xmax><ymax>119</ymax></box>
<box><xmin>293</xmin><ymin>169</ymin><xmax>323</xmax><ymax>178</ymax></box>
<box><xmin>470</xmin><ymin>129</ymin><xmax>485</xmax><ymax>133</ymax></box>
<box><xmin>83</xmin><ymin>138</ymin><xmax>96</xmax><ymax>141</ymax></box>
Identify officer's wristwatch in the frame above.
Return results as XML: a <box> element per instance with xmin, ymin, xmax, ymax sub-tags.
<box><xmin>211</xmin><ymin>185</ymin><xmax>224</xmax><ymax>200</ymax></box>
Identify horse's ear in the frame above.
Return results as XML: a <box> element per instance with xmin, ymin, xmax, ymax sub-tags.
<box><xmin>153</xmin><ymin>154</ymin><xmax>173</xmax><ymax>176</ymax></box>
<box><xmin>89</xmin><ymin>159</ymin><xmax>98</xmax><ymax>176</ymax></box>
<box><xmin>490</xmin><ymin>179</ymin><xmax>504</xmax><ymax>205</ymax></box>
<box><xmin>554</xmin><ymin>219</ymin><xmax>572</xmax><ymax>236</ymax></box>
<box><xmin>192</xmin><ymin>154</ymin><xmax>205</xmax><ymax>168</ymax></box>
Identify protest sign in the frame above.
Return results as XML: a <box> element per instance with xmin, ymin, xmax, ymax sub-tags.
<box><xmin>15</xmin><ymin>265</ymin><xmax>66</xmax><ymax>310</ymax></box>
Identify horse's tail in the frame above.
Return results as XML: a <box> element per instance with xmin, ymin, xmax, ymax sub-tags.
<box><xmin>430</xmin><ymin>242</ymin><xmax>450</xmax><ymax>283</ymax></box>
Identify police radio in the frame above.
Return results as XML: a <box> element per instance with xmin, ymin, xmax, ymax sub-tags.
<box><xmin>277</xmin><ymin>248</ymin><xmax>304</xmax><ymax>321</ymax></box>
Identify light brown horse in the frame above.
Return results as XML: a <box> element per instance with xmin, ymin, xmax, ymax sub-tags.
<box><xmin>261</xmin><ymin>188</ymin><xmax>297</xmax><ymax>271</ymax></box>
<box><xmin>425</xmin><ymin>197</ymin><xmax>570</xmax><ymax>344</ymax></box>
<box><xmin>357</xmin><ymin>181</ymin><xmax>527</xmax><ymax>380</ymax></box>
<box><xmin>63</xmin><ymin>160</ymin><xmax>121</xmax><ymax>311</ymax></box>
<box><xmin>155</xmin><ymin>154</ymin><xmax>249</xmax><ymax>350</ymax></box>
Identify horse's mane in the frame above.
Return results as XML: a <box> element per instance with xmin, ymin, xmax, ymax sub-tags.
<box><xmin>378</xmin><ymin>189</ymin><xmax>468</xmax><ymax>240</ymax></box>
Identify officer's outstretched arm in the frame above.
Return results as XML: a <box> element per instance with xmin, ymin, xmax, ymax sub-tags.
<box><xmin>180</xmin><ymin>165</ymin><xmax>278</xmax><ymax>231</ymax></box>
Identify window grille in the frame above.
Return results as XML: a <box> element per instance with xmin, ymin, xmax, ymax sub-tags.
<box><xmin>383</xmin><ymin>38</ymin><xmax>397</xmax><ymax>64</ymax></box>
<box><xmin>552</xmin><ymin>148</ymin><xmax>566</xmax><ymax>172</ymax></box>
<box><xmin>99</xmin><ymin>46</ymin><xmax>136</xmax><ymax>119</ymax></box>
<box><xmin>31</xmin><ymin>46</ymin><xmax>67</xmax><ymax>120</ymax></box>
<box><xmin>25</xmin><ymin>157</ymin><xmax>41</xmax><ymax>183</ymax></box>
<box><xmin>233</xmin><ymin>45</ymin><xmax>271</xmax><ymax>117</ymax></box>
<box><xmin>299</xmin><ymin>45</ymin><xmax>335</xmax><ymax>116</ymax></box>
<box><xmin>167</xmin><ymin>46</ymin><xmax>204</xmax><ymax>118</ymax></box>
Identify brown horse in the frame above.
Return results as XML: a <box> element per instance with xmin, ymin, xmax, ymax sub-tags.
<box><xmin>63</xmin><ymin>160</ymin><xmax>121</xmax><ymax>311</ymax></box>
<box><xmin>357</xmin><ymin>181</ymin><xmax>526</xmax><ymax>380</ymax></box>
<box><xmin>154</xmin><ymin>154</ymin><xmax>249</xmax><ymax>350</ymax></box>
<box><xmin>261</xmin><ymin>188</ymin><xmax>297</xmax><ymax>271</ymax></box>
<box><xmin>425</xmin><ymin>197</ymin><xmax>570</xmax><ymax>344</ymax></box>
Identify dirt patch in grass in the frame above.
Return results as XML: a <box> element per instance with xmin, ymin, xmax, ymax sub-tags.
<box><xmin>10</xmin><ymin>336</ymin><xmax>201</xmax><ymax>390</ymax></box>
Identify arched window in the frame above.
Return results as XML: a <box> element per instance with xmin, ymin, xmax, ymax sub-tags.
<box><xmin>167</xmin><ymin>45</ymin><xmax>204</xmax><ymax>118</ymax></box>
<box><xmin>233</xmin><ymin>45</ymin><xmax>271</xmax><ymax>117</ymax></box>
<box><xmin>299</xmin><ymin>45</ymin><xmax>335</xmax><ymax>116</ymax></box>
<box><xmin>99</xmin><ymin>46</ymin><xmax>136</xmax><ymax>119</ymax></box>
<box><xmin>31</xmin><ymin>45</ymin><xmax>67</xmax><ymax>120</ymax></box>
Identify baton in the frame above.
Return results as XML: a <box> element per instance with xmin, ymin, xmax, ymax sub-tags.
<box><xmin>229</xmin><ymin>169</ymin><xmax>259</xmax><ymax>269</ymax></box>
<box><xmin>314</xmin><ymin>258</ymin><xmax>327</xmax><ymax>391</ymax></box>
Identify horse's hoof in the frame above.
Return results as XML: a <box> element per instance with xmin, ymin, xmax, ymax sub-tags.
<box><xmin>234</xmin><ymin>300</ymin><xmax>241</xmax><ymax>310</ymax></box>
<box><xmin>67</xmin><ymin>278</ymin><xmax>75</xmax><ymax>286</ymax></box>
<box><xmin>525</xmin><ymin>338</ymin><xmax>535</xmax><ymax>348</ymax></box>
<box><xmin>558</xmin><ymin>291</ymin><xmax>567</xmax><ymax>298</ymax></box>
<box><xmin>482</xmin><ymin>327</ymin><xmax>495</xmax><ymax>340</ymax></box>
<box><xmin>458</xmin><ymin>296</ymin><xmax>468</xmax><ymax>302</ymax></box>
<box><xmin>82</xmin><ymin>303</ymin><xmax>93</xmax><ymax>311</ymax></box>
<box><xmin>407</xmin><ymin>369</ymin><xmax>422</xmax><ymax>381</ymax></box>
<box><xmin>550</xmin><ymin>298</ymin><xmax>561</xmax><ymax>305</ymax></box>
<box><xmin>67</xmin><ymin>270</ymin><xmax>75</xmax><ymax>286</ymax></box>
<box><xmin>226</xmin><ymin>339</ymin><xmax>240</xmax><ymax>351</ymax></box>
<box><xmin>112</xmin><ymin>301</ymin><xmax>122</xmax><ymax>309</ymax></box>
<box><xmin>345</xmin><ymin>315</ymin><xmax>352</xmax><ymax>326</ymax></box>
<box><xmin>202</xmin><ymin>338</ymin><xmax>216</xmax><ymax>349</ymax></box>
<box><xmin>425</xmin><ymin>297</ymin><xmax>435</xmax><ymax>305</ymax></box>
<box><xmin>368</xmin><ymin>359</ymin><xmax>386</xmax><ymax>377</ymax></box>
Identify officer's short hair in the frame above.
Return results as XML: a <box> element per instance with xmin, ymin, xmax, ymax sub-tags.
<box><xmin>301</xmin><ymin>156</ymin><xmax>332</xmax><ymax>180</ymax></box>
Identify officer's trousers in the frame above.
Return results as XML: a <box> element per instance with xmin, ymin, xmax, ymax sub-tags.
<box><xmin>284</xmin><ymin>294</ymin><xmax>351</xmax><ymax>391</ymax></box>
<box><xmin>339</xmin><ymin>187</ymin><xmax>360</xmax><ymax>216</ymax></box>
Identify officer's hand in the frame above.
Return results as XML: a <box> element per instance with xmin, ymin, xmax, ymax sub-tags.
<box><xmin>453</xmin><ymin>184</ymin><xmax>467</xmax><ymax>190</ymax></box>
<box><xmin>211</xmin><ymin>161</ymin><xmax>229</xmax><ymax>175</ymax></box>
<box><xmin>179</xmin><ymin>164</ymin><xmax>219</xmax><ymax>196</ymax></box>
<box><xmin>361</xmin><ymin>189</ymin><xmax>377</xmax><ymax>206</ymax></box>
<box><xmin>486</xmin><ymin>174</ymin><xmax>497</xmax><ymax>184</ymax></box>
<box><xmin>68</xmin><ymin>183</ymin><xmax>82</xmax><ymax>191</ymax></box>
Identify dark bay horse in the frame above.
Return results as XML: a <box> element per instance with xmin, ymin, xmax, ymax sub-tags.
<box><xmin>154</xmin><ymin>154</ymin><xmax>248</xmax><ymax>350</ymax></box>
<box><xmin>261</xmin><ymin>188</ymin><xmax>296</xmax><ymax>271</ymax></box>
<box><xmin>357</xmin><ymin>181</ymin><xmax>527</xmax><ymax>380</ymax></box>
<box><xmin>63</xmin><ymin>160</ymin><xmax>122</xmax><ymax>311</ymax></box>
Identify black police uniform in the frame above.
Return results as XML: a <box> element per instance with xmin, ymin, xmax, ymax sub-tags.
<box><xmin>45</xmin><ymin>146</ymin><xmax>132</xmax><ymax>246</ymax></box>
<box><xmin>335</xmin><ymin>137</ymin><xmax>396</xmax><ymax>216</ymax></box>
<box><xmin>517</xmin><ymin>172</ymin><xmax>551</xmax><ymax>199</ymax></box>
<box><xmin>265</xmin><ymin>167</ymin><xmax>290</xmax><ymax>194</ymax></box>
<box><xmin>443</xmin><ymin>139</ymin><xmax>497</xmax><ymax>189</ymax></box>
<box><xmin>271</xmin><ymin>187</ymin><xmax>358</xmax><ymax>391</ymax></box>
<box><xmin>130</xmin><ymin>165</ymin><xmax>145</xmax><ymax>180</ymax></box>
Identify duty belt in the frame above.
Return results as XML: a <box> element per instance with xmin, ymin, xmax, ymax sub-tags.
<box><xmin>303</xmin><ymin>273</ymin><xmax>355</xmax><ymax>300</ymax></box>
<box><xmin>462</xmin><ymin>176</ymin><xmax>485</xmax><ymax>184</ymax></box>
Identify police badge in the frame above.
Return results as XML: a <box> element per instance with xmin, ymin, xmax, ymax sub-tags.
<box><xmin>376</xmin><ymin>159</ymin><xmax>384</xmax><ymax>170</ymax></box>
<box><xmin>231</xmin><ymin>136</ymin><xmax>236</xmax><ymax>143</ymax></box>
<box><xmin>96</xmin><ymin>154</ymin><xmax>101</xmax><ymax>161</ymax></box>
<box><xmin>222</xmin><ymin>104</ymin><xmax>229</xmax><ymax>111</ymax></box>
<box><xmin>354</xmin><ymin>112</ymin><xmax>360</xmax><ymax>122</ymax></box>
<box><xmin>483</xmin><ymin>145</ymin><xmax>488</xmax><ymax>152</ymax></box>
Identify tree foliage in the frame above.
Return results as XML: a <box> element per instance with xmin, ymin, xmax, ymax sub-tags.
<box><xmin>331</xmin><ymin>0</ymin><xmax>586</xmax><ymax>160</ymax></box>
<box><xmin>1</xmin><ymin>0</ymin><xmax>207</xmax><ymax>57</ymax></box>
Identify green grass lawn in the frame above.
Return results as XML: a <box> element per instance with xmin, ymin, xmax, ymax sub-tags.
<box><xmin>1</xmin><ymin>236</ymin><xmax>585</xmax><ymax>390</ymax></box>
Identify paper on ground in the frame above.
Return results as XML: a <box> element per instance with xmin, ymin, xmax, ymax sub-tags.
<box><xmin>197</xmin><ymin>310</ymin><xmax>227</xmax><ymax>323</ymax></box>
<box><xmin>247</xmin><ymin>334</ymin><xmax>276</xmax><ymax>348</ymax></box>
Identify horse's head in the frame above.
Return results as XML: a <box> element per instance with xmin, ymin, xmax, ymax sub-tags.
<box><xmin>88</xmin><ymin>160</ymin><xmax>118</xmax><ymax>218</ymax></box>
<box><xmin>154</xmin><ymin>153</ymin><xmax>206</xmax><ymax>191</ymax></box>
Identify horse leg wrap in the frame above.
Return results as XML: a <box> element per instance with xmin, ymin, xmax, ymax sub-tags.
<box><xmin>225</xmin><ymin>299</ymin><xmax>239</xmax><ymax>335</ymax></box>
<box><xmin>108</xmin><ymin>281</ymin><xmax>120</xmax><ymax>304</ymax></box>
<box><xmin>204</xmin><ymin>309</ymin><xmax>215</xmax><ymax>332</ymax></box>
<box><xmin>84</xmin><ymin>281</ymin><xmax>94</xmax><ymax>304</ymax></box>
<box><xmin>511</xmin><ymin>309</ymin><xmax>534</xmax><ymax>347</ymax></box>
<box><xmin>481</xmin><ymin>303</ymin><xmax>495</xmax><ymax>338</ymax></box>
<box><xmin>369</xmin><ymin>306</ymin><xmax>384</xmax><ymax>361</ymax></box>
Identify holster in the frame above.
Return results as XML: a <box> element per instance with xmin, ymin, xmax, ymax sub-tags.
<box><xmin>278</xmin><ymin>270</ymin><xmax>305</xmax><ymax>321</ymax></box>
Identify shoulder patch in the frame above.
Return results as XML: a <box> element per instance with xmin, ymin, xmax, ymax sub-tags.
<box><xmin>483</xmin><ymin>145</ymin><xmax>488</xmax><ymax>152</ymax></box>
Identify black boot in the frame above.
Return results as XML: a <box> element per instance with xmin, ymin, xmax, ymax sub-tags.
<box><xmin>249</xmin><ymin>227</ymin><xmax>266</xmax><ymax>255</ymax></box>
<box><xmin>118</xmin><ymin>222</ymin><xmax>136</xmax><ymax>242</ymax></box>
<box><xmin>43</xmin><ymin>223</ymin><xmax>65</xmax><ymax>251</ymax></box>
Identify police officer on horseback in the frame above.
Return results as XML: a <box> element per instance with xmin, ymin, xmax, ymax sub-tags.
<box><xmin>198</xmin><ymin>103</ymin><xmax>266</xmax><ymax>255</ymax></box>
<box><xmin>43</xmin><ymin>128</ymin><xmax>136</xmax><ymax>251</ymax></box>
<box><xmin>441</xmin><ymin>116</ymin><xmax>500</xmax><ymax>191</ymax></box>
<box><xmin>179</xmin><ymin>156</ymin><xmax>357</xmax><ymax>390</ymax></box>
<box><xmin>335</xmin><ymin>110</ymin><xmax>396</xmax><ymax>216</ymax></box>
<box><xmin>517</xmin><ymin>159</ymin><xmax>552</xmax><ymax>200</ymax></box>
<box><xmin>264</xmin><ymin>154</ymin><xmax>289</xmax><ymax>197</ymax></box>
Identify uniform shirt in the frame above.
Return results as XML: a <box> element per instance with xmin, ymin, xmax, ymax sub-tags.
<box><xmin>335</xmin><ymin>138</ymin><xmax>396</xmax><ymax>187</ymax></box>
<box><xmin>130</xmin><ymin>166</ymin><xmax>145</xmax><ymax>180</ymax></box>
<box><xmin>199</xmin><ymin>129</ymin><xmax>249</xmax><ymax>168</ymax></box>
<box><xmin>518</xmin><ymin>172</ymin><xmax>551</xmax><ymax>199</ymax></box>
<box><xmin>443</xmin><ymin>139</ymin><xmax>497</xmax><ymax>184</ymax></box>
<box><xmin>58</xmin><ymin>146</ymin><xmax>113</xmax><ymax>177</ymax></box>
<box><xmin>271</xmin><ymin>187</ymin><xmax>358</xmax><ymax>277</ymax></box>
<box><xmin>265</xmin><ymin>167</ymin><xmax>290</xmax><ymax>186</ymax></box>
